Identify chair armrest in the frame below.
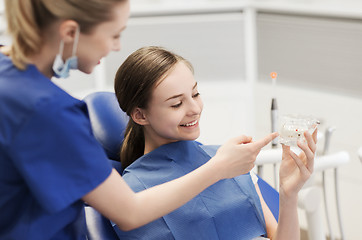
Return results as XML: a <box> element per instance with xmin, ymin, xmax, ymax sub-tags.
<box><xmin>314</xmin><ymin>151</ymin><xmax>349</xmax><ymax>172</ymax></box>
<box><xmin>256</xmin><ymin>149</ymin><xmax>282</xmax><ymax>165</ymax></box>
<box><xmin>256</xmin><ymin>149</ymin><xmax>350</xmax><ymax>172</ymax></box>
<box><xmin>85</xmin><ymin>205</ymin><xmax>119</xmax><ymax>240</ymax></box>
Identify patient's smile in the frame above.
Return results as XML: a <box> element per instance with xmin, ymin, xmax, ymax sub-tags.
<box><xmin>181</xmin><ymin>120</ymin><xmax>198</xmax><ymax>127</ymax></box>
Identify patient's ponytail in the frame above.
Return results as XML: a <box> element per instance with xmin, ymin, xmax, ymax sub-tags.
<box><xmin>114</xmin><ymin>46</ymin><xmax>193</xmax><ymax>169</ymax></box>
<box><xmin>120</xmin><ymin>121</ymin><xmax>145</xmax><ymax>169</ymax></box>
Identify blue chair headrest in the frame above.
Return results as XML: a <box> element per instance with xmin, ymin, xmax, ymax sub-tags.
<box><xmin>83</xmin><ymin>92</ymin><xmax>129</xmax><ymax>161</ymax></box>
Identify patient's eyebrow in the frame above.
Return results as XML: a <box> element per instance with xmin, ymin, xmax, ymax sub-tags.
<box><xmin>165</xmin><ymin>82</ymin><xmax>198</xmax><ymax>102</ymax></box>
<box><xmin>193</xmin><ymin>82</ymin><xmax>198</xmax><ymax>89</ymax></box>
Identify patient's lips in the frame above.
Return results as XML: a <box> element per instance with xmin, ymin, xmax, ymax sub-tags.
<box><xmin>180</xmin><ymin>120</ymin><xmax>198</xmax><ymax>127</ymax></box>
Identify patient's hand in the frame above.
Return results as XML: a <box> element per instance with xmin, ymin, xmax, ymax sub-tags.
<box><xmin>279</xmin><ymin>130</ymin><xmax>317</xmax><ymax>198</ymax></box>
<box><xmin>212</xmin><ymin>132</ymin><xmax>278</xmax><ymax>179</ymax></box>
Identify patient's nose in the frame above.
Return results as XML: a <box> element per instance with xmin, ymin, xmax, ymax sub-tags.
<box><xmin>187</xmin><ymin>99</ymin><xmax>203</xmax><ymax>116</ymax></box>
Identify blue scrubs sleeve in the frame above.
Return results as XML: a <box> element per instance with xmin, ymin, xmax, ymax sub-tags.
<box><xmin>9</xmin><ymin>99</ymin><xmax>112</xmax><ymax>213</ymax></box>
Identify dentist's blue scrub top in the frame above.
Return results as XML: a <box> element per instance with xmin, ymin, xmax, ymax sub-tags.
<box><xmin>0</xmin><ymin>53</ymin><xmax>112</xmax><ymax>239</ymax></box>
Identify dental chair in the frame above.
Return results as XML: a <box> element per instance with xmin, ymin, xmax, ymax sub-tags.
<box><xmin>83</xmin><ymin>92</ymin><xmax>128</xmax><ymax>240</ymax></box>
<box><xmin>83</xmin><ymin>91</ymin><xmax>279</xmax><ymax>240</ymax></box>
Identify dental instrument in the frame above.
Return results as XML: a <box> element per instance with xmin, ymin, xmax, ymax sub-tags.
<box><xmin>270</xmin><ymin>72</ymin><xmax>278</xmax><ymax>149</ymax></box>
<box><xmin>257</xmin><ymin>72</ymin><xmax>278</xmax><ymax>184</ymax></box>
<box><xmin>270</xmin><ymin>72</ymin><xmax>278</xmax><ymax>188</ymax></box>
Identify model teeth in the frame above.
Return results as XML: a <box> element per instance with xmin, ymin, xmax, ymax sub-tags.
<box><xmin>183</xmin><ymin>120</ymin><xmax>197</xmax><ymax>127</ymax></box>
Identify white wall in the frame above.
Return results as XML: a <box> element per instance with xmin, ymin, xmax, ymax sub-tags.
<box><xmin>0</xmin><ymin>0</ymin><xmax>9</xmax><ymax>45</ymax></box>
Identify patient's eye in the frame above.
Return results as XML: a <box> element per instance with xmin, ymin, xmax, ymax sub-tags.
<box><xmin>113</xmin><ymin>34</ymin><xmax>121</xmax><ymax>40</ymax></box>
<box><xmin>171</xmin><ymin>102</ymin><xmax>182</xmax><ymax>108</ymax></box>
<box><xmin>192</xmin><ymin>92</ymin><xmax>200</xmax><ymax>98</ymax></box>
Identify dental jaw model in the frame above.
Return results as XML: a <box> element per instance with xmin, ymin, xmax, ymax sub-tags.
<box><xmin>279</xmin><ymin>115</ymin><xmax>319</xmax><ymax>146</ymax></box>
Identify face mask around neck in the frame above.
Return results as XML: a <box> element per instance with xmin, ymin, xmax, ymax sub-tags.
<box><xmin>52</xmin><ymin>27</ymin><xmax>80</xmax><ymax>79</ymax></box>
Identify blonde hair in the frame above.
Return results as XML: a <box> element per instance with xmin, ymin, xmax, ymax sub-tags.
<box><xmin>4</xmin><ymin>0</ymin><xmax>126</xmax><ymax>70</ymax></box>
<box><xmin>114</xmin><ymin>46</ymin><xmax>193</xmax><ymax>169</ymax></box>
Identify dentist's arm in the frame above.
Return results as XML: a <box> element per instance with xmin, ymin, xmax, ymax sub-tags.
<box><xmin>83</xmin><ymin>133</ymin><xmax>278</xmax><ymax>231</ymax></box>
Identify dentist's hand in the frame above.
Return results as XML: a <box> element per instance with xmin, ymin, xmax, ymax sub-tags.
<box><xmin>0</xmin><ymin>45</ymin><xmax>11</xmax><ymax>56</ymax></box>
<box><xmin>211</xmin><ymin>132</ymin><xmax>278</xmax><ymax>179</ymax></box>
<box><xmin>279</xmin><ymin>130</ymin><xmax>318</xmax><ymax>198</ymax></box>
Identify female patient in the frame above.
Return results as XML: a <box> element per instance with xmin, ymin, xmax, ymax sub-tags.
<box><xmin>114</xmin><ymin>46</ymin><xmax>317</xmax><ymax>240</ymax></box>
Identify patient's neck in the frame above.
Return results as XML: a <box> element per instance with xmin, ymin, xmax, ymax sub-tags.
<box><xmin>143</xmin><ymin>132</ymin><xmax>178</xmax><ymax>155</ymax></box>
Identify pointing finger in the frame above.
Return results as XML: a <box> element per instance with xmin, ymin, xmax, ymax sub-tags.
<box><xmin>253</xmin><ymin>132</ymin><xmax>279</xmax><ymax>149</ymax></box>
<box><xmin>231</xmin><ymin>135</ymin><xmax>252</xmax><ymax>144</ymax></box>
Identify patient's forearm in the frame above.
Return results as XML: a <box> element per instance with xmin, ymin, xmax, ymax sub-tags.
<box><xmin>273</xmin><ymin>194</ymin><xmax>300</xmax><ymax>240</ymax></box>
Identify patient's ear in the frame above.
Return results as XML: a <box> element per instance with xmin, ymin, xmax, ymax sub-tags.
<box><xmin>131</xmin><ymin>107</ymin><xmax>149</xmax><ymax>126</ymax></box>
